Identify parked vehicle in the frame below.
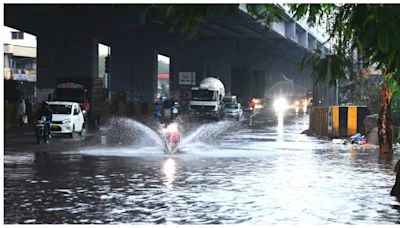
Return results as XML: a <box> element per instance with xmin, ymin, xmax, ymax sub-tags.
<box><xmin>47</xmin><ymin>101</ymin><xmax>85</xmax><ymax>137</ymax></box>
<box><xmin>224</xmin><ymin>102</ymin><xmax>243</xmax><ymax>120</ymax></box>
<box><xmin>53</xmin><ymin>78</ymin><xmax>104</xmax><ymax>127</ymax></box>
<box><xmin>189</xmin><ymin>77</ymin><xmax>225</xmax><ymax>120</ymax></box>
<box><xmin>35</xmin><ymin>116</ymin><xmax>51</xmax><ymax>144</ymax></box>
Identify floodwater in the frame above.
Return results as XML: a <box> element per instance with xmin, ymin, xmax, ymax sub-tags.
<box><xmin>4</xmin><ymin>110</ymin><xmax>400</xmax><ymax>224</ymax></box>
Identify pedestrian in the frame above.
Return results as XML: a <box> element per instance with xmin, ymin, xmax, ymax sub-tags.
<box><xmin>154</xmin><ymin>101</ymin><xmax>161</xmax><ymax>122</ymax></box>
<box><xmin>17</xmin><ymin>98</ymin><xmax>26</xmax><ymax>127</ymax></box>
<box><xmin>25</xmin><ymin>99</ymin><xmax>33</xmax><ymax>127</ymax></box>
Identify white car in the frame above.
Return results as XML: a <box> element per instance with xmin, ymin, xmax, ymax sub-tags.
<box><xmin>47</xmin><ymin>101</ymin><xmax>85</xmax><ymax>137</ymax></box>
<box><xmin>223</xmin><ymin>103</ymin><xmax>243</xmax><ymax>120</ymax></box>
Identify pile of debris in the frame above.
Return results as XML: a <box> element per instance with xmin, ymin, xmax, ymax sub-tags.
<box><xmin>331</xmin><ymin>114</ymin><xmax>380</xmax><ymax>148</ymax></box>
<box><xmin>331</xmin><ymin>133</ymin><xmax>368</xmax><ymax>145</ymax></box>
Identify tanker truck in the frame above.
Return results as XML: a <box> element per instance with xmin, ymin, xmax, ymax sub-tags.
<box><xmin>189</xmin><ymin>77</ymin><xmax>225</xmax><ymax>120</ymax></box>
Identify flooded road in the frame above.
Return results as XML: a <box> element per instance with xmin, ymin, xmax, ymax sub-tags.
<box><xmin>4</xmin><ymin>111</ymin><xmax>400</xmax><ymax>224</ymax></box>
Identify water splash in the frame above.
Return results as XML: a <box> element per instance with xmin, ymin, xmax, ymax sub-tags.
<box><xmin>103</xmin><ymin>117</ymin><xmax>164</xmax><ymax>149</ymax></box>
<box><xmin>87</xmin><ymin>117</ymin><xmax>234</xmax><ymax>156</ymax></box>
<box><xmin>175</xmin><ymin>121</ymin><xmax>234</xmax><ymax>153</ymax></box>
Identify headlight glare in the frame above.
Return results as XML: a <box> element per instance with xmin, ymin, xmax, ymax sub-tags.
<box><xmin>62</xmin><ymin>118</ymin><xmax>71</xmax><ymax>124</ymax></box>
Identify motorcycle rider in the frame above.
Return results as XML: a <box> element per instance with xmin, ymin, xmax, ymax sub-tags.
<box><xmin>35</xmin><ymin>101</ymin><xmax>53</xmax><ymax>137</ymax></box>
<box><xmin>248</xmin><ymin>98</ymin><xmax>256</xmax><ymax>111</ymax></box>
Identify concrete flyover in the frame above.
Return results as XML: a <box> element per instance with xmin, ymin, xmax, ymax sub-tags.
<box><xmin>5</xmin><ymin>4</ymin><xmax>330</xmax><ymax>109</ymax></box>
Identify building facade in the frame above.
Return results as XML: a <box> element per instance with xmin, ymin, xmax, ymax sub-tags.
<box><xmin>4</xmin><ymin>27</ymin><xmax>37</xmax><ymax>103</ymax></box>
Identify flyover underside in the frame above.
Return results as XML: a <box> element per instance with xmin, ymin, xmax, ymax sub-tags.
<box><xmin>5</xmin><ymin>4</ymin><xmax>316</xmax><ymax>105</ymax></box>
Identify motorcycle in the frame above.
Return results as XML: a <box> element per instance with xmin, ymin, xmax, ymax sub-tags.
<box><xmin>35</xmin><ymin>116</ymin><xmax>51</xmax><ymax>144</ymax></box>
<box><xmin>162</xmin><ymin>122</ymin><xmax>182</xmax><ymax>152</ymax></box>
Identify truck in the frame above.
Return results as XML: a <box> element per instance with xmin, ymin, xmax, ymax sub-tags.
<box><xmin>52</xmin><ymin>77</ymin><xmax>104</xmax><ymax>127</ymax></box>
<box><xmin>189</xmin><ymin>77</ymin><xmax>225</xmax><ymax>120</ymax></box>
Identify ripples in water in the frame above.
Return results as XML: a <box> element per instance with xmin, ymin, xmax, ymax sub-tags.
<box><xmin>4</xmin><ymin>114</ymin><xmax>400</xmax><ymax>224</ymax></box>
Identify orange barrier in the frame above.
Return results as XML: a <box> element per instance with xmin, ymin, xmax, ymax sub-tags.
<box><xmin>310</xmin><ymin>105</ymin><xmax>369</xmax><ymax>137</ymax></box>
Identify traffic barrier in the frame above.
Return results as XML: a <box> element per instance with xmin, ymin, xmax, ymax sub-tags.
<box><xmin>310</xmin><ymin>106</ymin><xmax>329</xmax><ymax>136</ymax></box>
<box><xmin>310</xmin><ymin>105</ymin><xmax>369</xmax><ymax>137</ymax></box>
<box><xmin>331</xmin><ymin>106</ymin><xmax>369</xmax><ymax>137</ymax></box>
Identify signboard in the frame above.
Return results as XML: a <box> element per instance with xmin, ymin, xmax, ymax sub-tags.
<box><xmin>179</xmin><ymin>72</ymin><xmax>196</xmax><ymax>85</ymax></box>
<box><xmin>14</xmin><ymin>73</ymin><xmax>36</xmax><ymax>82</ymax></box>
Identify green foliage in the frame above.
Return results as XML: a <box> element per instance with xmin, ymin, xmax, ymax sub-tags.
<box><xmin>386</xmin><ymin>72</ymin><xmax>400</xmax><ymax>98</ymax></box>
<box><xmin>397</xmin><ymin>127</ymin><xmax>400</xmax><ymax>144</ymax></box>
<box><xmin>392</xmin><ymin>96</ymin><xmax>400</xmax><ymax>127</ymax></box>
<box><xmin>290</xmin><ymin>4</ymin><xmax>400</xmax><ymax>86</ymax></box>
<box><xmin>351</xmin><ymin>5</ymin><xmax>400</xmax><ymax>74</ymax></box>
<box><xmin>290</xmin><ymin>4</ymin><xmax>336</xmax><ymax>27</ymax></box>
<box><xmin>301</xmin><ymin>49</ymin><xmax>350</xmax><ymax>87</ymax></box>
<box><xmin>246</xmin><ymin>4</ymin><xmax>284</xmax><ymax>29</ymax></box>
<box><xmin>160</xmin><ymin>83</ymin><xmax>170</xmax><ymax>97</ymax></box>
<box><xmin>158</xmin><ymin>59</ymin><xmax>169</xmax><ymax>73</ymax></box>
<box><xmin>98</xmin><ymin>55</ymin><xmax>106</xmax><ymax>77</ymax></box>
<box><xmin>348</xmin><ymin>79</ymin><xmax>381</xmax><ymax>114</ymax></box>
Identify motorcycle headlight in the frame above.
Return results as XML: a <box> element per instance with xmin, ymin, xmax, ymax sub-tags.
<box><xmin>62</xmin><ymin>118</ymin><xmax>71</xmax><ymax>124</ymax></box>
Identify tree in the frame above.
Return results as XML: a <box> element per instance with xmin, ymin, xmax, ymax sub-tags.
<box><xmin>99</xmin><ymin>54</ymin><xmax>106</xmax><ymax>77</ymax></box>
<box><xmin>289</xmin><ymin>4</ymin><xmax>400</xmax><ymax>154</ymax></box>
<box><xmin>158</xmin><ymin>59</ymin><xmax>170</xmax><ymax>73</ymax></box>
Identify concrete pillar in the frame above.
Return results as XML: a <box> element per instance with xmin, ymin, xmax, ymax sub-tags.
<box><xmin>37</xmin><ymin>32</ymin><xmax>98</xmax><ymax>88</ymax></box>
<box><xmin>134</xmin><ymin>46</ymin><xmax>157</xmax><ymax>103</ymax></box>
<box><xmin>231</xmin><ymin>67</ymin><xmax>251</xmax><ymax>103</ymax></box>
<box><xmin>110</xmin><ymin>43</ymin><xmax>157</xmax><ymax>103</ymax></box>
<box><xmin>250</xmin><ymin>69</ymin><xmax>266</xmax><ymax>99</ymax></box>
<box><xmin>109</xmin><ymin>44</ymin><xmax>135</xmax><ymax>94</ymax></box>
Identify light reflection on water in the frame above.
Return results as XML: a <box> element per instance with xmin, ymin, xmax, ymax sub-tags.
<box><xmin>163</xmin><ymin>158</ymin><xmax>176</xmax><ymax>189</ymax></box>
<box><xmin>4</xmin><ymin>113</ymin><xmax>400</xmax><ymax>224</ymax></box>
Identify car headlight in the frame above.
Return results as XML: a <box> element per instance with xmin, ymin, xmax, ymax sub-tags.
<box><xmin>62</xmin><ymin>118</ymin><xmax>71</xmax><ymax>124</ymax></box>
<box><xmin>294</xmin><ymin>100</ymin><xmax>300</xmax><ymax>106</ymax></box>
<box><xmin>273</xmin><ymin>98</ymin><xmax>288</xmax><ymax>112</ymax></box>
